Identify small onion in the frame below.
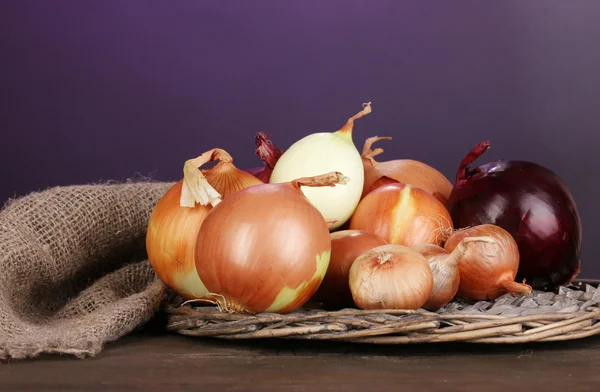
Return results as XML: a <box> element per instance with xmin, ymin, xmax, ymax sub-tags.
<box><xmin>349</xmin><ymin>244</ymin><xmax>434</xmax><ymax>310</ymax></box>
<box><xmin>146</xmin><ymin>148</ymin><xmax>262</xmax><ymax>300</ymax></box>
<box><xmin>444</xmin><ymin>224</ymin><xmax>533</xmax><ymax>301</ymax></box>
<box><xmin>361</xmin><ymin>136</ymin><xmax>453</xmax><ymax>206</ymax></box>
<box><xmin>349</xmin><ymin>183</ymin><xmax>454</xmax><ymax>247</ymax></box>
<box><xmin>195</xmin><ymin>172</ymin><xmax>349</xmax><ymax>314</ymax></box>
<box><xmin>311</xmin><ymin>230</ymin><xmax>387</xmax><ymax>309</ymax></box>
<box><xmin>412</xmin><ymin>236</ymin><xmax>496</xmax><ymax>311</ymax></box>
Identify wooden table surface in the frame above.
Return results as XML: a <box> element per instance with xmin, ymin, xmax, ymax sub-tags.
<box><xmin>1</xmin><ymin>319</ymin><xmax>599</xmax><ymax>392</ymax></box>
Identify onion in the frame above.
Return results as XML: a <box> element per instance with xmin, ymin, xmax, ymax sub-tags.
<box><xmin>444</xmin><ymin>224</ymin><xmax>533</xmax><ymax>301</ymax></box>
<box><xmin>349</xmin><ymin>244</ymin><xmax>433</xmax><ymax>310</ymax></box>
<box><xmin>349</xmin><ymin>183</ymin><xmax>454</xmax><ymax>247</ymax></box>
<box><xmin>146</xmin><ymin>148</ymin><xmax>262</xmax><ymax>300</ymax></box>
<box><xmin>448</xmin><ymin>141</ymin><xmax>583</xmax><ymax>290</ymax></box>
<box><xmin>270</xmin><ymin>103</ymin><xmax>372</xmax><ymax>229</ymax></box>
<box><xmin>244</xmin><ymin>132</ymin><xmax>285</xmax><ymax>183</ymax></box>
<box><xmin>361</xmin><ymin>136</ymin><xmax>453</xmax><ymax>206</ymax></box>
<box><xmin>412</xmin><ymin>236</ymin><xmax>495</xmax><ymax>310</ymax></box>
<box><xmin>194</xmin><ymin>172</ymin><xmax>349</xmax><ymax>314</ymax></box>
<box><xmin>311</xmin><ymin>230</ymin><xmax>387</xmax><ymax>309</ymax></box>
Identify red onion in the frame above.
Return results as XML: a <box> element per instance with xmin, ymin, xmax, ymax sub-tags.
<box><xmin>447</xmin><ymin>141</ymin><xmax>582</xmax><ymax>290</ymax></box>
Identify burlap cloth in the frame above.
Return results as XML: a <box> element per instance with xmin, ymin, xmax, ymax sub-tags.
<box><xmin>0</xmin><ymin>181</ymin><xmax>174</xmax><ymax>360</ymax></box>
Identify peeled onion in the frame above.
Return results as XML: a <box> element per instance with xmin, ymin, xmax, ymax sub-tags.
<box><xmin>349</xmin><ymin>183</ymin><xmax>454</xmax><ymax>247</ymax></box>
<box><xmin>361</xmin><ymin>136</ymin><xmax>453</xmax><ymax>206</ymax></box>
<box><xmin>311</xmin><ymin>230</ymin><xmax>387</xmax><ymax>309</ymax></box>
<box><xmin>349</xmin><ymin>244</ymin><xmax>433</xmax><ymax>310</ymax></box>
<box><xmin>444</xmin><ymin>224</ymin><xmax>533</xmax><ymax>301</ymax></box>
<box><xmin>195</xmin><ymin>172</ymin><xmax>348</xmax><ymax>314</ymax></box>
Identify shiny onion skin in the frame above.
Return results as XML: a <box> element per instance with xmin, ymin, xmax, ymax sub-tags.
<box><xmin>349</xmin><ymin>183</ymin><xmax>454</xmax><ymax>247</ymax></box>
<box><xmin>412</xmin><ymin>236</ymin><xmax>495</xmax><ymax>311</ymax></box>
<box><xmin>195</xmin><ymin>172</ymin><xmax>348</xmax><ymax>314</ymax></box>
<box><xmin>448</xmin><ymin>141</ymin><xmax>583</xmax><ymax>290</ymax></box>
<box><xmin>311</xmin><ymin>230</ymin><xmax>387</xmax><ymax>309</ymax></box>
<box><xmin>244</xmin><ymin>132</ymin><xmax>285</xmax><ymax>183</ymax></box>
<box><xmin>444</xmin><ymin>224</ymin><xmax>532</xmax><ymax>301</ymax></box>
<box><xmin>146</xmin><ymin>149</ymin><xmax>262</xmax><ymax>300</ymax></box>
<box><xmin>349</xmin><ymin>244</ymin><xmax>433</xmax><ymax>310</ymax></box>
<box><xmin>361</xmin><ymin>136</ymin><xmax>453</xmax><ymax>206</ymax></box>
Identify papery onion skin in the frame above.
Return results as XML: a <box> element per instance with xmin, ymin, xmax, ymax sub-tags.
<box><xmin>269</xmin><ymin>103</ymin><xmax>371</xmax><ymax>230</ymax></box>
<box><xmin>444</xmin><ymin>224</ymin><xmax>532</xmax><ymax>301</ymax></box>
<box><xmin>361</xmin><ymin>136</ymin><xmax>453</xmax><ymax>206</ymax></box>
<box><xmin>311</xmin><ymin>230</ymin><xmax>387</xmax><ymax>309</ymax></box>
<box><xmin>245</xmin><ymin>132</ymin><xmax>285</xmax><ymax>183</ymax></box>
<box><xmin>349</xmin><ymin>244</ymin><xmax>433</xmax><ymax>310</ymax></box>
<box><xmin>146</xmin><ymin>149</ymin><xmax>262</xmax><ymax>300</ymax></box>
<box><xmin>195</xmin><ymin>173</ymin><xmax>347</xmax><ymax>314</ymax></box>
<box><xmin>448</xmin><ymin>141</ymin><xmax>582</xmax><ymax>290</ymax></box>
<box><xmin>349</xmin><ymin>183</ymin><xmax>454</xmax><ymax>247</ymax></box>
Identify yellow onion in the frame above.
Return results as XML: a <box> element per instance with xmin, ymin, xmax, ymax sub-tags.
<box><xmin>311</xmin><ymin>230</ymin><xmax>387</xmax><ymax>309</ymax></box>
<box><xmin>349</xmin><ymin>183</ymin><xmax>454</xmax><ymax>247</ymax></box>
<box><xmin>195</xmin><ymin>172</ymin><xmax>348</xmax><ymax>314</ymax></box>
<box><xmin>146</xmin><ymin>148</ymin><xmax>262</xmax><ymax>300</ymax></box>
<box><xmin>411</xmin><ymin>236</ymin><xmax>495</xmax><ymax>311</ymax></box>
<box><xmin>444</xmin><ymin>224</ymin><xmax>533</xmax><ymax>301</ymax></box>
<box><xmin>349</xmin><ymin>244</ymin><xmax>433</xmax><ymax>310</ymax></box>
<box><xmin>361</xmin><ymin>136</ymin><xmax>453</xmax><ymax>206</ymax></box>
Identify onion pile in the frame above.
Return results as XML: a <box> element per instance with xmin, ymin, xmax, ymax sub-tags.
<box><xmin>146</xmin><ymin>102</ymin><xmax>583</xmax><ymax>316</ymax></box>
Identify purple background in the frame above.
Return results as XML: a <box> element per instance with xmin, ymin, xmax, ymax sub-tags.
<box><xmin>1</xmin><ymin>1</ymin><xmax>598</xmax><ymax>278</ymax></box>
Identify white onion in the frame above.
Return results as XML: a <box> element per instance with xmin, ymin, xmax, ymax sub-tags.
<box><xmin>269</xmin><ymin>103</ymin><xmax>371</xmax><ymax>229</ymax></box>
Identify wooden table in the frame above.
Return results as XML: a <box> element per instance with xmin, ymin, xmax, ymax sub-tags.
<box><xmin>1</xmin><ymin>322</ymin><xmax>598</xmax><ymax>392</ymax></box>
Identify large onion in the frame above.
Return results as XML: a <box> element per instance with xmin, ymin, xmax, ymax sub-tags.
<box><xmin>146</xmin><ymin>149</ymin><xmax>262</xmax><ymax>300</ymax></box>
<box><xmin>447</xmin><ymin>141</ymin><xmax>583</xmax><ymax>290</ymax></box>
<box><xmin>195</xmin><ymin>172</ymin><xmax>348</xmax><ymax>314</ymax></box>
<box><xmin>361</xmin><ymin>136</ymin><xmax>453</xmax><ymax>206</ymax></box>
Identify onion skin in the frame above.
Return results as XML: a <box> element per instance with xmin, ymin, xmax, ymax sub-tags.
<box><xmin>311</xmin><ymin>230</ymin><xmax>387</xmax><ymax>309</ymax></box>
<box><xmin>444</xmin><ymin>224</ymin><xmax>532</xmax><ymax>301</ymax></box>
<box><xmin>146</xmin><ymin>149</ymin><xmax>262</xmax><ymax>300</ymax></box>
<box><xmin>448</xmin><ymin>141</ymin><xmax>582</xmax><ymax>290</ymax></box>
<box><xmin>244</xmin><ymin>132</ymin><xmax>284</xmax><ymax>182</ymax></box>
<box><xmin>349</xmin><ymin>244</ymin><xmax>433</xmax><ymax>310</ymax></box>
<box><xmin>361</xmin><ymin>136</ymin><xmax>453</xmax><ymax>206</ymax></box>
<box><xmin>349</xmin><ymin>183</ymin><xmax>454</xmax><ymax>247</ymax></box>
<box><xmin>195</xmin><ymin>173</ymin><xmax>348</xmax><ymax>314</ymax></box>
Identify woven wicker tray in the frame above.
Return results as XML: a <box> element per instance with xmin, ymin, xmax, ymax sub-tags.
<box><xmin>166</xmin><ymin>279</ymin><xmax>600</xmax><ymax>344</ymax></box>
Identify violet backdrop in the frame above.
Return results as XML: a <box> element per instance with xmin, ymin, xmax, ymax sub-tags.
<box><xmin>1</xmin><ymin>1</ymin><xmax>599</xmax><ymax>277</ymax></box>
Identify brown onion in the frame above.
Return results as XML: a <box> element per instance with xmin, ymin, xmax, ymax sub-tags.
<box><xmin>349</xmin><ymin>183</ymin><xmax>454</xmax><ymax>247</ymax></box>
<box><xmin>195</xmin><ymin>172</ymin><xmax>348</xmax><ymax>314</ymax></box>
<box><xmin>361</xmin><ymin>136</ymin><xmax>453</xmax><ymax>205</ymax></box>
<box><xmin>348</xmin><ymin>244</ymin><xmax>433</xmax><ymax>310</ymax></box>
<box><xmin>311</xmin><ymin>230</ymin><xmax>387</xmax><ymax>309</ymax></box>
<box><xmin>444</xmin><ymin>224</ymin><xmax>533</xmax><ymax>301</ymax></box>
<box><xmin>146</xmin><ymin>148</ymin><xmax>262</xmax><ymax>300</ymax></box>
<box><xmin>412</xmin><ymin>236</ymin><xmax>496</xmax><ymax>310</ymax></box>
